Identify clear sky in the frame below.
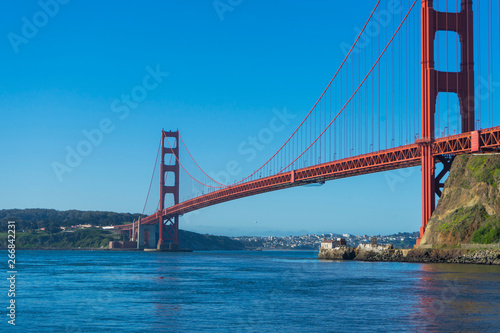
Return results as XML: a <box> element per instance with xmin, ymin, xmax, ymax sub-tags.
<box><xmin>1</xmin><ymin>0</ymin><xmax>438</xmax><ymax>236</ymax></box>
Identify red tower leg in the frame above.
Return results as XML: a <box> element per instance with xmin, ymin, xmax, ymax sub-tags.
<box><xmin>418</xmin><ymin>0</ymin><xmax>474</xmax><ymax>245</ymax></box>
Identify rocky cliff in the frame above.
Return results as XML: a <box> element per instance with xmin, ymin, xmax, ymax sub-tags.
<box><xmin>318</xmin><ymin>246</ymin><xmax>356</xmax><ymax>260</ymax></box>
<box><xmin>420</xmin><ymin>154</ymin><xmax>500</xmax><ymax>246</ymax></box>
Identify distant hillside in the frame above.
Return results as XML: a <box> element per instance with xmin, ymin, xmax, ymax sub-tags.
<box><xmin>421</xmin><ymin>155</ymin><xmax>500</xmax><ymax>246</ymax></box>
<box><xmin>0</xmin><ymin>208</ymin><xmax>143</xmax><ymax>230</ymax></box>
<box><xmin>180</xmin><ymin>230</ymin><xmax>244</xmax><ymax>250</ymax></box>
<box><xmin>0</xmin><ymin>228</ymin><xmax>245</xmax><ymax>251</ymax></box>
<box><xmin>0</xmin><ymin>228</ymin><xmax>122</xmax><ymax>249</ymax></box>
<box><xmin>0</xmin><ymin>208</ymin><xmax>245</xmax><ymax>250</ymax></box>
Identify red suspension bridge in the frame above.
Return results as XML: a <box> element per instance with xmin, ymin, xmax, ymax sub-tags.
<box><xmin>117</xmin><ymin>0</ymin><xmax>500</xmax><ymax>250</ymax></box>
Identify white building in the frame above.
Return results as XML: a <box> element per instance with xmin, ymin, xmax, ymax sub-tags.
<box><xmin>320</xmin><ymin>238</ymin><xmax>346</xmax><ymax>250</ymax></box>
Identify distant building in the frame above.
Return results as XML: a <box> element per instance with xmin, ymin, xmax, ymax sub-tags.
<box><xmin>320</xmin><ymin>238</ymin><xmax>346</xmax><ymax>250</ymax></box>
<box><xmin>321</xmin><ymin>240</ymin><xmax>335</xmax><ymax>250</ymax></box>
<box><xmin>72</xmin><ymin>224</ymin><xmax>93</xmax><ymax>229</ymax></box>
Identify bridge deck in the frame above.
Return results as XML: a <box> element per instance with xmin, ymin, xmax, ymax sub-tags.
<box><xmin>116</xmin><ymin>126</ymin><xmax>500</xmax><ymax>229</ymax></box>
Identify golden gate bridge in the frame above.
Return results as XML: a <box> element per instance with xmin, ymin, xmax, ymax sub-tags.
<box><xmin>116</xmin><ymin>0</ymin><xmax>500</xmax><ymax>250</ymax></box>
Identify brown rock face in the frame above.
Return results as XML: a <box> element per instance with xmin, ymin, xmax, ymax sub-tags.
<box><xmin>420</xmin><ymin>155</ymin><xmax>500</xmax><ymax>246</ymax></box>
<box><xmin>354</xmin><ymin>243</ymin><xmax>393</xmax><ymax>261</ymax></box>
<box><xmin>318</xmin><ymin>246</ymin><xmax>356</xmax><ymax>260</ymax></box>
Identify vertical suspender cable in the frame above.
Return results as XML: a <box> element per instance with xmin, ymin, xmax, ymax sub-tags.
<box><xmin>371</xmin><ymin>27</ymin><xmax>374</xmax><ymax>151</ymax></box>
<box><xmin>406</xmin><ymin>0</ymin><xmax>412</xmax><ymax>142</ymax></box>
<box><xmin>278</xmin><ymin>0</ymin><xmax>418</xmax><ymax>173</ymax></box>
<box><xmin>385</xmin><ymin>15</ymin><xmax>388</xmax><ymax>149</ymax></box>
<box><xmin>446</xmin><ymin>0</ymin><xmax>449</xmax><ymax>136</ymax></box>
<box><xmin>477</xmin><ymin>0</ymin><xmax>481</xmax><ymax>129</ymax></box>
<box><xmin>142</xmin><ymin>139</ymin><xmax>162</xmax><ymax>216</ymax></box>
<box><xmin>378</xmin><ymin>20</ymin><xmax>381</xmax><ymax>151</ymax></box>
<box><xmin>436</xmin><ymin>0</ymin><xmax>440</xmax><ymax>138</ymax></box>
<box><xmin>457</xmin><ymin>0</ymin><xmax>459</xmax><ymax>134</ymax></box>
<box><xmin>392</xmin><ymin>0</ymin><xmax>395</xmax><ymax>145</ymax></box>
<box><xmin>489</xmin><ymin>0</ymin><xmax>493</xmax><ymax>127</ymax></box>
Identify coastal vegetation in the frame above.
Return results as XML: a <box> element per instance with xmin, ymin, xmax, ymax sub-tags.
<box><xmin>420</xmin><ymin>155</ymin><xmax>500</xmax><ymax>246</ymax></box>
<box><xmin>0</xmin><ymin>208</ymin><xmax>142</xmax><ymax>231</ymax></box>
<box><xmin>0</xmin><ymin>228</ymin><xmax>122</xmax><ymax>249</ymax></box>
<box><xmin>319</xmin><ymin>155</ymin><xmax>500</xmax><ymax>265</ymax></box>
<box><xmin>0</xmin><ymin>208</ymin><xmax>245</xmax><ymax>250</ymax></box>
<box><xmin>0</xmin><ymin>228</ymin><xmax>246</xmax><ymax>251</ymax></box>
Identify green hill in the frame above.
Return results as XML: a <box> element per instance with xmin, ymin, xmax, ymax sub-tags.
<box><xmin>0</xmin><ymin>208</ymin><xmax>245</xmax><ymax>250</ymax></box>
<box><xmin>0</xmin><ymin>228</ymin><xmax>121</xmax><ymax>249</ymax></box>
<box><xmin>420</xmin><ymin>155</ymin><xmax>500</xmax><ymax>246</ymax></box>
<box><xmin>179</xmin><ymin>230</ymin><xmax>244</xmax><ymax>250</ymax></box>
<box><xmin>0</xmin><ymin>208</ymin><xmax>143</xmax><ymax>231</ymax></box>
<box><xmin>0</xmin><ymin>228</ymin><xmax>245</xmax><ymax>251</ymax></box>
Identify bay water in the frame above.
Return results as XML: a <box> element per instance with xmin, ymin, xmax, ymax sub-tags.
<box><xmin>3</xmin><ymin>250</ymin><xmax>500</xmax><ymax>332</ymax></box>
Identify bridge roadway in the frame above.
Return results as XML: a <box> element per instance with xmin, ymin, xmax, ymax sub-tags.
<box><xmin>119</xmin><ymin>125</ymin><xmax>500</xmax><ymax>229</ymax></box>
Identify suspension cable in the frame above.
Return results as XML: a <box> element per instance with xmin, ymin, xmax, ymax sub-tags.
<box><xmin>164</xmin><ymin>136</ymin><xmax>224</xmax><ymax>189</ymax></box>
<box><xmin>179</xmin><ymin>133</ymin><xmax>228</xmax><ymax>187</ymax></box>
<box><xmin>142</xmin><ymin>138</ymin><xmax>162</xmax><ymax>216</ymax></box>
<box><xmin>223</xmin><ymin>0</ymin><xmax>382</xmax><ymax>186</ymax></box>
<box><xmin>278</xmin><ymin>0</ymin><xmax>418</xmax><ymax>174</ymax></box>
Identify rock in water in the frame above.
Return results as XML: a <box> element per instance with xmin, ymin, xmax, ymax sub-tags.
<box><xmin>354</xmin><ymin>243</ymin><xmax>393</xmax><ymax>261</ymax></box>
<box><xmin>318</xmin><ymin>246</ymin><xmax>356</xmax><ymax>260</ymax></box>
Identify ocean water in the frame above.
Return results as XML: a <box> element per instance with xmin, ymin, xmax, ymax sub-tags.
<box><xmin>3</xmin><ymin>250</ymin><xmax>500</xmax><ymax>332</ymax></box>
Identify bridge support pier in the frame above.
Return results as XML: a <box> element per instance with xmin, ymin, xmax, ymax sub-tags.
<box><xmin>136</xmin><ymin>217</ymin><xmax>141</xmax><ymax>249</ymax></box>
<box><xmin>418</xmin><ymin>0</ymin><xmax>474</xmax><ymax>245</ymax></box>
<box><xmin>136</xmin><ymin>223</ymin><xmax>159</xmax><ymax>249</ymax></box>
<box><xmin>159</xmin><ymin>215</ymin><xmax>179</xmax><ymax>250</ymax></box>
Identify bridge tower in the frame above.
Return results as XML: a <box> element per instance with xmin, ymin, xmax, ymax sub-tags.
<box><xmin>158</xmin><ymin>129</ymin><xmax>180</xmax><ymax>250</ymax></box>
<box><xmin>419</xmin><ymin>0</ymin><xmax>474</xmax><ymax>244</ymax></box>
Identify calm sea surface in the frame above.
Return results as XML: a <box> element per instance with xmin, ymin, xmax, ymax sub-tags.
<box><xmin>2</xmin><ymin>250</ymin><xmax>500</xmax><ymax>332</ymax></box>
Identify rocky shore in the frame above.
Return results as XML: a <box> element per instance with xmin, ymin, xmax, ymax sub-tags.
<box><xmin>404</xmin><ymin>248</ymin><xmax>500</xmax><ymax>265</ymax></box>
<box><xmin>318</xmin><ymin>244</ymin><xmax>500</xmax><ymax>265</ymax></box>
<box><xmin>318</xmin><ymin>245</ymin><xmax>356</xmax><ymax>260</ymax></box>
<box><xmin>319</xmin><ymin>155</ymin><xmax>500</xmax><ymax>265</ymax></box>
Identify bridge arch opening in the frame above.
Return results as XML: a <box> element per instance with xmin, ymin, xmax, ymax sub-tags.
<box><xmin>164</xmin><ymin>137</ymin><xmax>177</xmax><ymax>150</ymax></box>
<box><xmin>435</xmin><ymin>92</ymin><xmax>460</xmax><ymax>138</ymax></box>
<box><xmin>434</xmin><ymin>31</ymin><xmax>461</xmax><ymax>73</ymax></box>
<box><xmin>164</xmin><ymin>157</ymin><xmax>176</xmax><ymax>166</ymax></box>
<box><xmin>164</xmin><ymin>172</ymin><xmax>176</xmax><ymax>186</ymax></box>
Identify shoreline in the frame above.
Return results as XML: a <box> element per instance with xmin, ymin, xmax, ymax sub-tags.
<box><xmin>4</xmin><ymin>247</ymin><xmax>499</xmax><ymax>265</ymax></box>
<box><xmin>0</xmin><ymin>247</ymin><xmax>116</xmax><ymax>251</ymax></box>
<box><xmin>318</xmin><ymin>247</ymin><xmax>500</xmax><ymax>265</ymax></box>
<box><xmin>0</xmin><ymin>247</ymin><xmax>319</xmax><ymax>252</ymax></box>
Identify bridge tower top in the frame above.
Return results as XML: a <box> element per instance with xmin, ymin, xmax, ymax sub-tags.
<box><xmin>421</xmin><ymin>0</ymin><xmax>474</xmax><ymax>137</ymax></box>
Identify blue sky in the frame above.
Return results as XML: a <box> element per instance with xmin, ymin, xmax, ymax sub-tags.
<box><xmin>0</xmin><ymin>0</ymin><xmax>452</xmax><ymax>236</ymax></box>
